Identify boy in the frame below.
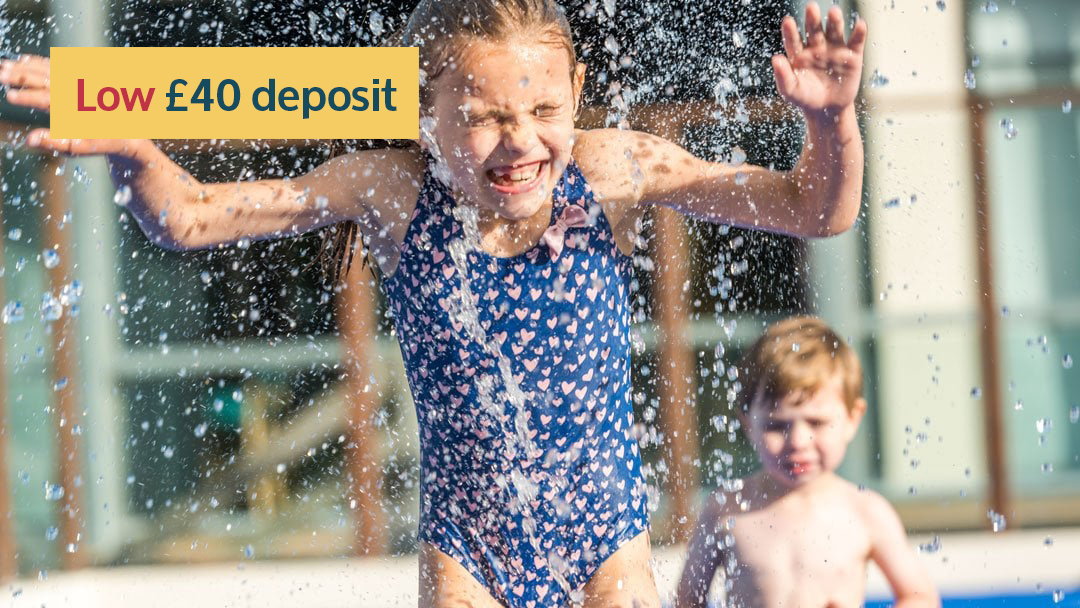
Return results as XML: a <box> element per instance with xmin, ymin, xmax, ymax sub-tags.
<box><xmin>675</xmin><ymin>316</ymin><xmax>938</xmax><ymax>607</ymax></box>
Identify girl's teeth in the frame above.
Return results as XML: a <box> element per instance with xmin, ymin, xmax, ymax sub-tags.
<box><xmin>492</xmin><ymin>163</ymin><xmax>540</xmax><ymax>183</ymax></box>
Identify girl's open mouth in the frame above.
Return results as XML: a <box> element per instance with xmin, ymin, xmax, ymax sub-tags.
<box><xmin>486</xmin><ymin>160</ymin><xmax>547</xmax><ymax>194</ymax></box>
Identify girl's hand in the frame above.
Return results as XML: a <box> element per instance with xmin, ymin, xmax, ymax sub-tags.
<box><xmin>0</xmin><ymin>54</ymin><xmax>148</xmax><ymax>157</ymax></box>
<box><xmin>771</xmin><ymin>3</ymin><xmax>867</xmax><ymax>119</ymax></box>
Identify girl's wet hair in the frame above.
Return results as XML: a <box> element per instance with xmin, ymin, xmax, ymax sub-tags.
<box><xmin>319</xmin><ymin>0</ymin><xmax>577</xmax><ymax>283</ymax></box>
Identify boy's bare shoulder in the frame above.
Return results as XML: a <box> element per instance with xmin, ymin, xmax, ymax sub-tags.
<box><xmin>836</xmin><ymin>478</ymin><xmax>901</xmax><ymax>528</ymax></box>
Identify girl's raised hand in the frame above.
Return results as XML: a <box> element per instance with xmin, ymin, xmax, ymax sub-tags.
<box><xmin>0</xmin><ymin>54</ymin><xmax>148</xmax><ymax>157</ymax></box>
<box><xmin>771</xmin><ymin>3</ymin><xmax>867</xmax><ymax>119</ymax></box>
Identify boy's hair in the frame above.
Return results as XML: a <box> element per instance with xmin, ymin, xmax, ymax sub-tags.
<box><xmin>320</xmin><ymin>0</ymin><xmax>577</xmax><ymax>283</ymax></box>
<box><xmin>735</xmin><ymin>316</ymin><xmax>863</xmax><ymax>413</ymax></box>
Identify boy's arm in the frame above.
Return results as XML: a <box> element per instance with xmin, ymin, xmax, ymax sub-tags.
<box><xmin>583</xmin><ymin>3</ymin><xmax>865</xmax><ymax>240</ymax></box>
<box><xmin>864</xmin><ymin>493</ymin><xmax>940</xmax><ymax>607</ymax></box>
<box><xmin>674</xmin><ymin>494</ymin><xmax>727</xmax><ymax>608</ymax></box>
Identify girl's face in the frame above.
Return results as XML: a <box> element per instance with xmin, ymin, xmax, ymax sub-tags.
<box><xmin>427</xmin><ymin>38</ymin><xmax>583</xmax><ymax>220</ymax></box>
<box><xmin>743</xmin><ymin>376</ymin><xmax>866</xmax><ymax>490</ymax></box>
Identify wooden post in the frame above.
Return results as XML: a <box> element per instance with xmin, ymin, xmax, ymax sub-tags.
<box><xmin>968</xmin><ymin>103</ymin><xmax>1010</xmax><ymax>524</ymax></box>
<box><xmin>41</xmin><ymin>157</ymin><xmax>86</xmax><ymax>569</ymax></box>
<box><xmin>241</xmin><ymin>383</ymin><xmax>279</xmax><ymax>515</ymax></box>
<box><xmin>646</xmin><ymin>118</ymin><xmax>701</xmax><ymax>545</ymax></box>
<box><xmin>0</xmin><ymin>164</ymin><xmax>19</xmax><ymax>580</ymax></box>
<box><xmin>336</xmin><ymin>260</ymin><xmax>386</xmax><ymax>555</ymax></box>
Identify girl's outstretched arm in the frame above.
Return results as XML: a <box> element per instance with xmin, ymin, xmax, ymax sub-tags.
<box><xmin>1</xmin><ymin>55</ymin><xmax>414</xmax><ymax>251</ymax></box>
<box><xmin>582</xmin><ymin>3</ymin><xmax>866</xmax><ymax>239</ymax></box>
<box><xmin>103</xmin><ymin>144</ymin><xmax>416</xmax><ymax>250</ymax></box>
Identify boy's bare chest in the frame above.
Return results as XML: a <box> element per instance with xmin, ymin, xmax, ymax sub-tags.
<box><xmin>726</xmin><ymin>500</ymin><xmax>871</xmax><ymax>607</ymax></box>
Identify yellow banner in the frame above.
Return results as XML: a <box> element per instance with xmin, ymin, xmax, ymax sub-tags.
<box><xmin>50</xmin><ymin>47</ymin><xmax>418</xmax><ymax>139</ymax></box>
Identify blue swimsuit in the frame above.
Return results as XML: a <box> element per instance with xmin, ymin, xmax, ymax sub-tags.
<box><xmin>382</xmin><ymin>159</ymin><xmax>649</xmax><ymax>606</ymax></box>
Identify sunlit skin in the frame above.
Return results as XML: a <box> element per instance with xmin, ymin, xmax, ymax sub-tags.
<box><xmin>675</xmin><ymin>376</ymin><xmax>940</xmax><ymax>608</ymax></box>
<box><xmin>3</xmin><ymin>4</ymin><xmax>871</xmax><ymax>607</ymax></box>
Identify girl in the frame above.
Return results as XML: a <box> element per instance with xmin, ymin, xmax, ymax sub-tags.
<box><xmin>0</xmin><ymin>1</ymin><xmax>866</xmax><ymax>605</ymax></box>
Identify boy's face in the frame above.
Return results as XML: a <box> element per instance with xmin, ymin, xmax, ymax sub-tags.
<box><xmin>427</xmin><ymin>38</ymin><xmax>584</xmax><ymax>220</ymax></box>
<box><xmin>743</xmin><ymin>375</ymin><xmax>866</xmax><ymax>489</ymax></box>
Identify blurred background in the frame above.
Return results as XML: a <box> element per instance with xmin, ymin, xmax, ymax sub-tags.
<box><xmin>0</xmin><ymin>0</ymin><xmax>1078</xmax><ymax>605</ymax></box>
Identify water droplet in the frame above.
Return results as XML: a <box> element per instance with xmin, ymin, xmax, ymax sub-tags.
<box><xmin>971</xmin><ymin>387</ymin><xmax>982</xmax><ymax>398</ymax></box>
<box><xmin>883</xmin><ymin>197</ymin><xmax>901</xmax><ymax>209</ymax></box>
<box><xmin>1063</xmin><ymin>354</ymin><xmax>1073</xmax><ymax>369</ymax></box>
<box><xmin>40</xmin><ymin>293</ymin><xmax>63</xmax><ymax>322</ymax></box>
<box><xmin>1054</xmin><ymin>590</ymin><xmax>1066</xmax><ymax>603</ymax></box>
<box><xmin>918</xmin><ymin>535</ymin><xmax>941</xmax><ymax>553</ymax></box>
<box><xmin>603</xmin><ymin>0</ymin><xmax>616</xmax><ymax>18</ymax></box>
<box><xmin>1064</xmin><ymin>100</ymin><xmax>1073</xmax><ymax>114</ymax></box>
<box><xmin>1036</xmin><ymin>418</ymin><xmax>1053</xmax><ymax>434</ymax></box>
<box><xmin>44</xmin><ymin>526</ymin><xmax>58</xmax><ymax>541</ymax></box>
<box><xmin>53</xmin><ymin>377</ymin><xmax>68</xmax><ymax>391</ymax></box>
<box><xmin>232</xmin><ymin>389</ymin><xmax>244</xmax><ymax>403</ymax></box>
<box><xmin>987</xmin><ymin>508</ymin><xmax>1007</xmax><ymax>532</ymax></box>
<box><xmin>983</xmin><ymin>1</ymin><xmax>998</xmax><ymax>13</ymax></box>
<box><xmin>113</xmin><ymin>185</ymin><xmax>132</xmax><ymax>206</ymax></box>
<box><xmin>43</xmin><ymin>482</ymin><xmax>65</xmax><ymax>502</ymax></box>
<box><xmin>732</xmin><ymin>31</ymin><xmax>745</xmax><ymax>49</ymax></box>
<box><xmin>734</xmin><ymin>172</ymin><xmax>748</xmax><ymax>186</ymax></box>
<box><xmin>868</xmin><ymin>69</ymin><xmax>889</xmax><ymax>88</ymax></box>
<box><xmin>1000</xmin><ymin>117</ymin><xmax>1018</xmax><ymax>140</ymax></box>
<box><xmin>963</xmin><ymin>69</ymin><xmax>977</xmax><ymax>90</ymax></box>
<box><xmin>1069</xmin><ymin>406</ymin><xmax>1079</xmax><ymax>424</ymax></box>
<box><xmin>194</xmin><ymin>423</ymin><xmax>209</xmax><ymax>439</ymax></box>
<box><xmin>212</xmin><ymin>398</ymin><xmax>225</xmax><ymax>413</ymax></box>
<box><xmin>7</xmin><ymin>228</ymin><xmax>21</xmax><ymax>241</ymax></box>
<box><xmin>3</xmin><ymin>301</ymin><xmax>25</xmax><ymax>324</ymax></box>
<box><xmin>42</xmin><ymin>248</ymin><xmax>60</xmax><ymax>269</ymax></box>
<box><xmin>243</xmin><ymin>544</ymin><xmax>255</xmax><ymax>559</ymax></box>
<box><xmin>200</xmin><ymin>271</ymin><xmax>212</xmax><ymax>285</ymax></box>
<box><xmin>936</xmin><ymin>0</ymin><xmax>946</xmax><ymax>10</ymax></box>
<box><xmin>604</xmin><ymin>35</ymin><xmax>620</xmax><ymax>57</ymax></box>
<box><xmin>1044</xmin><ymin>535</ymin><xmax>1054</xmax><ymax>547</ymax></box>
<box><xmin>368</xmin><ymin>12</ymin><xmax>384</xmax><ymax>37</ymax></box>
<box><xmin>314</xmin><ymin>195</ymin><xmax>329</xmax><ymax>209</ymax></box>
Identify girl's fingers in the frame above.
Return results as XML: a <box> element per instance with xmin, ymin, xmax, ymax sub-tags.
<box><xmin>804</xmin><ymin>2</ymin><xmax>826</xmax><ymax>48</ymax></box>
<box><xmin>780</xmin><ymin>15</ymin><xmax>804</xmax><ymax>59</ymax></box>
<box><xmin>771</xmin><ymin>54</ymin><xmax>798</xmax><ymax>100</ymax></box>
<box><xmin>847</xmin><ymin>19</ymin><xmax>868</xmax><ymax>55</ymax></box>
<box><xmin>6</xmin><ymin>87</ymin><xmax>50</xmax><ymax>111</ymax></box>
<box><xmin>26</xmin><ymin>130</ymin><xmax>128</xmax><ymax>156</ymax></box>
<box><xmin>0</xmin><ymin>64</ymin><xmax>47</xmax><ymax>89</ymax></box>
<box><xmin>15</xmin><ymin>54</ymin><xmax>51</xmax><ymax>73</ymax></box>
<box><xmin>825</xmin><ymin>6</ymin><xmax>846</xmax><ymax>45</ymax></box>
